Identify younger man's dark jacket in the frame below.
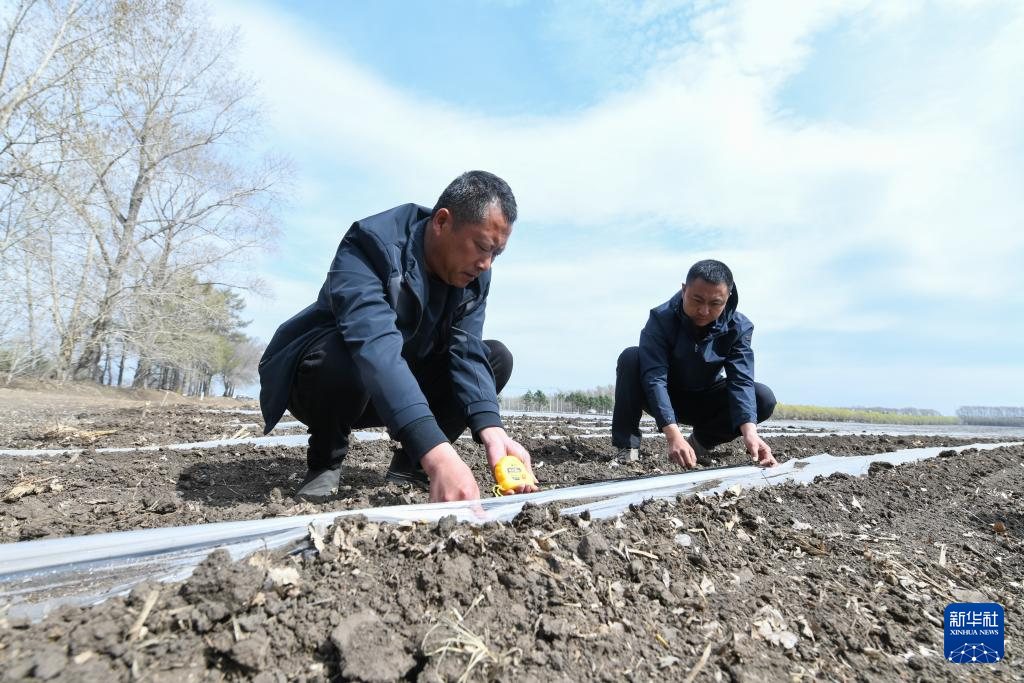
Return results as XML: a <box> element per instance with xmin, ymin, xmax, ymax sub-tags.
<box><xmin>258</xmin><ymin>204</ymin><xmax>501</xmax><ymax>458</ymax></box>
<box><xmin>639</xmin><ymin>285</ymin><xmax>757</xmax><ymax>431</ymax></box>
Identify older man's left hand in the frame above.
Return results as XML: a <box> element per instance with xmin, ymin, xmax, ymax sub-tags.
<box><xmin>479</xmin><ymin>426</ymin><xmax>539</xmax><ymax>494</ymax></box>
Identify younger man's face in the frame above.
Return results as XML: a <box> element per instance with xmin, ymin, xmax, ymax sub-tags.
<box><xmin>681</xmin><ymin>277</ymin><xmax>730</xmax><ymax>328</ymax></box>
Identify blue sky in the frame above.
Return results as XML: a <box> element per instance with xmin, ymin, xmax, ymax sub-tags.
<box><xmin>213</xmin><ymin>0</ymin><xmax>1024</xmax><ymax>415</ymax></box>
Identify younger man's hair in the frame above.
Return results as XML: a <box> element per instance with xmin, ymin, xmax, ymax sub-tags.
<box><xmin>686</xmin><ymin>259</ymin><xmax>734</xmax><ymax>291</ymax></box>
<box><xmin>433</xmin><ymin>170</ymin><xmax>517</xmax><ymax>227</ymax></box>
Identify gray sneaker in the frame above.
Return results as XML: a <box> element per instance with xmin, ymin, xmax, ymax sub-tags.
<box><xmin>686</xmin><ymin>434</ymin><xmax>711</xmax><ymax>463</ymax></box>
<box><xmin>295</xmin><ymin>466</ymin><xmax>341</xmax><ymax>502</ymax></box>
<box><xmin>615</xmin><ymin>447</ymin><xmax>639</xmax><ymax>463</ymax></box>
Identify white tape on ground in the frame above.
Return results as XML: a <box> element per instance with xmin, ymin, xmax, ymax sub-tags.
<box><xmin>0</xmin><ymin>441</ymin><xmax>1018</xmax><ymax>620</ymax></box>
<box><xmin>534</xmin><ymin>431</ymin><xmax>905</xmax><ymax>440</ymax></box>
<box><xmin>0</xmin><ymin>431</ymin><xmax>388</xmax><ymax>458</ymax></box>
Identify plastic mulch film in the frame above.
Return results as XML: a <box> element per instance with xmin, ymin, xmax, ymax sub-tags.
<box><xmin>0</xmin><ymin>441</ymin><xmax>1018</xmax><ymax>620</ymax></box>
<box><xmin>0</xmin><ymin>430</ymin><xmax>387</xmax><ymax>458</ymax></box>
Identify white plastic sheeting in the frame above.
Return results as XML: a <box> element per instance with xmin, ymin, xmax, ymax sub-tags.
<box><xmin>0</xmin><ymin>430</ymin><xmax>388</xmax><ymax>458</ymax></box>
<box><xmin>0</xmin><ymin>441</ymin><xmax>1018</xmax><ymax>620</ymax></box>
<box><xmin>507</xmin><ymin>412</ymin><xmax>1024</xmax><ymax>439</ymax></box>
<box><xmin>537</xmin><ymin>432</ymin><xmax>857</xmax><ymax>441</ymax></box>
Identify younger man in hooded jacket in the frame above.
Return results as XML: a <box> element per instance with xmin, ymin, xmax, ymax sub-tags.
<box><xmin>612</xmin><ymin>259</ymin><xmax>777</xmax><ymax>468</ymax></box>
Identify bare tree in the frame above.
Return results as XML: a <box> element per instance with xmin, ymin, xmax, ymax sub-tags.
<box><xmin>0</xmin><ymin>0</ymin><xmax>284</xmax><ymax>387</ymax></box>
<box><xmin>1</xmin><ymin>0</ymin><xmax>109</xmax><ymax>258</ymax></box>
<box><xmin>210</xmin><ymin>334</ymin><xmax>261</xmax><ymax>397</ymax></box>
<box><xmin>63</xmin><ymin>1</ymin><xmax>276</xmax><ymax>379</ymax></box>
<box><xmin>0</xmin><ymin>0</ymin><xmax>104</xmax><ymax>136</ymax></box>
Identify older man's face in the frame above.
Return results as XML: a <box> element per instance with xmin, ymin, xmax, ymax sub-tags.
<box><xmin>427</xmin><ymin>203</ymin><xmax>511</xmax><ymax>288</ymax></box>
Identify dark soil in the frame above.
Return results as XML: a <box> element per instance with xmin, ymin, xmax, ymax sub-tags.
<box><xmin>0</xmin><ymin>405</ymin><xmax>279</xmax><ymax>450</ymax></box>
<box><xmin>0</xmin><ymin>414</ymin><xmax>987</xmax><ymax>543</ymax></box>
<box><xmin>0</xmin><ymin>380</ymin><xmax>256</xmax><ymax>450</ymax></box>
<box><xmin>1</xmin><ymin>399</ymin><xmax>1021</xmax><ymax>681</ymax></box>
<box><xmin>1</xmin><ymin>444</ymin><xmax>1021</xmax><ymax>682</ymax></box>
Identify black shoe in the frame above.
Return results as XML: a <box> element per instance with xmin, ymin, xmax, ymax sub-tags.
<box><xmin>385</xmin><ymin>450</ymin><xmax>429</xmax><ymax>491</ymax></box>
<box><xmin>296</xmin><ymin>466</ymin><xmax>341</xmax><ymax>502</ymax></box>
<box><xmin>687</xmin><ymin>434</ymin><xmax>717</xmax><ymax>466</ymax></box>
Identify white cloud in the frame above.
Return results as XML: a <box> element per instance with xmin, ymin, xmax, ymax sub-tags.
<box><xmin>242</xmin><ymin>271</ymin><xmax>316</xmax><ymax>344</ymax></box>
<box><xmin>216</xmin><ymin>0</ymin><xmax>1024</xmax><ymax>405</ymax></box>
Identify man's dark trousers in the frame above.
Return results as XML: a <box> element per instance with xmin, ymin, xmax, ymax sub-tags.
<box><xmin>612</xmin><ymin>346</ymin><xmax>776</xmax><ymax>450</ymax></box>
<box><xmin>288</xmin><ymin>332</ymin><xmax>513</xmax><ymax>470</ymax></box>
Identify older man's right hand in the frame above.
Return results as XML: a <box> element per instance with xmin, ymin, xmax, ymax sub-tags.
<box><xmin>420</xmin><ymin>443</ymin><xmax>481</xmax><ymax>502</ymax></box>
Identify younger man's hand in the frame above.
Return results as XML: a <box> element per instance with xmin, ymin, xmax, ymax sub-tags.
<box><xmin>420</xmin><ymin>443</ymin><xmax>481</xmax><ymax>502</ymax></box>
<box><xmin>663</xmin><ymin>424</ymin><xmax>696</xmax><ymax>468</ymax></box>
<box><xmin>739</xmin><ymin>424</ymin><xmax>776</xmax><ymax>467</ymax></box>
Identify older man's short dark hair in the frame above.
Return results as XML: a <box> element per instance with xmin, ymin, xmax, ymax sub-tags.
<box><xmin>686</xmin><ymin>259</ymin><xmax>734</xmax><ymax>291</ymax></box>
<box><xmin>433</xmin><ymin>170</ymin><xmax>517</xmax><ymax>226</ymax></box>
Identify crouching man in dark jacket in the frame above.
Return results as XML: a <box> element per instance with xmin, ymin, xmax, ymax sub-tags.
<box><xmin>612</xmin><ymin>259</ymin><xmax>777</xmax><ymax>468</ymax></box>
<box><xmin>259</xmin><ymin>171</ymin><xmax>538</xmax><ymax>502</ymax></box>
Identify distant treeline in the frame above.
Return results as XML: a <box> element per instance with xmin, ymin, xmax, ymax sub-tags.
<box><xmin>956</xmin><ymin>406</ymin><xmax>1024</xmax><ymax>427</ymax></box>
<box><xmin>501</xmin><ymin>386</ymin><xmax>615</xmax><ymax>414</ymax></box>
<box><xmin>502</xmin><ymin>392</ymin><xmax>1024</xmax><ymax>428</ymax></box>
<box><xmin>847</xmin><ymin>406</ymin><xmax>943</xmax><ymax>416</ymax></box>
<box><xmin>773</xmin><ymin>405</ymin><xmax>959</xmax><ymax>425</ymax></box>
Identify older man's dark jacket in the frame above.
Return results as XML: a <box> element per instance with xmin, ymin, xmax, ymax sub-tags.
<box><xmin>639</xmin><ymin>285</ymin><xmax>757</xmax><ymax>431</ymax></box>
<box><xmin>258</xmin><ymin>204</ymin><xmax>500</xmax><ymax>444</ymax></box>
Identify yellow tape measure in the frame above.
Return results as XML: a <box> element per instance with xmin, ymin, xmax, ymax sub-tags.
<box><xmin>492</xmin><ymin>455</ymin><xmax>533</xmax><ymax>496</ymax></box>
